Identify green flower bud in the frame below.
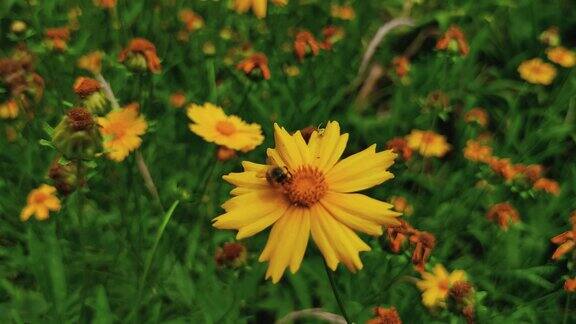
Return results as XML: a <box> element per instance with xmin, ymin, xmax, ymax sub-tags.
<box><xmin>52</xmin><ymin>108</ymin><xmax>102</xmax><ymax>160</ymax></box>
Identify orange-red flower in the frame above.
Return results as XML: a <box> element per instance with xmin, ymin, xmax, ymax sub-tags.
<box><xmin>463</xmin><ymin>140</ymin><xmax>492</xmax><ymax>163</ymax></box>
<box><xmin>294</xmin><ymin>31</ymin><xmax>321</xmax><ymax>61</ymax></box>
<box><xmin>565</xmin><ymin>278</ymin><xmax>576</xmax><ymax>293</ymax></box>
<box><xmin>464</xmin><ymin>107</ymin><xmax>489</xmax><ymax>127</ymax></box>
<box><xmin>216</xmin><ymin>146</ymin><xmax>237</xmax><ymax>161</ymax></box>
<box><xmin>546</xmin><ymin>47</ymin><xmax>576</xmax><ymax>68</ymax></box>
<box><xmin>215</xmin><ymin>242</ymin><xmax>247</xmax><ymax>268</ymax></box>
<box><xmin>45</xmin><ymin>27</ymin><xmax>70</xmax><ymax>52</ymax></box>
<box><xmin>410</xmin><ymin>231</ymin><xmax>436</xmax><ymax>271</ymax></box>
<box><xmin>237</xmin><ymin>52</ymin><xmax>271</xmax><ymax>80</ymax></box>
<box><xmin>518</xmin><ymin>58</ymin><xmax>556</xmax><ymax>85</ymax></box>
<box><xmin>330</xmin><ymin>4</ymin><xmax>355</xmax><ymax>20</ymax></box>
<box><xmin>392</xmin><ymin>56</ymin><xmax>410</xmax><ymax>78</ymax></box>
<box><xmin>179</xmin><ymin>9</ymin><xmax>204</xmax><ymax>32</ymax></box>
<box><xmin>551</xmin><ymin>228</ymin><xmax>576</xmax><ymax>260</ymax></box>
<box><xmin>367</xmin><ymin>307</ymin><xmax>402</xmax><ymax>324</ymax></box>
<box><xmin>390</xmin><ymin>196</ymin><xmax>414</xmax><ymax>216</ymax></box>
<box><xmin>533</xmin><ymin>178</ymin><xmax>560</xmax><ymax>195</ymax></box>
<box><xmin>386</xmin><ymin>137</ymin><xmax>413</xmax><ymax>161</ymax></box>
<box><xmin>73</xmin><ymin>77</ymin><xmax>101</xmax><ymax>98</ymax></box>
<box><xmin>118</xmin><ymin>38</ymin><xmax>162</xmax><ymax>73</ymax></box>
<box><xmin>436</xmin><ymin>26</ymin><xmax>469</xmax><ymax>56</ymax></box>
<box><xmin>78</xmin><ymin>51</ymin><xmax>103</xmax><ymax>74</ymax></box>
<box><xmin>487</xmin><ymin>158</ymin><xmax>521</xmax><ymax>181</ymax></box>
<box><xmin>386</xmin><ymin>220</ymin><xmax>412</xmax><ymax>253</ymax></box>
<box><xmin>486</xmin><ymin>202</ymin><xmax>520</xmax><ymax>230</ymax></box>
<box><xmin>321</xmin><ymin>26</ymin><xmax>344</xmax><ymax>50</ymax></box>
<box><xmin>169</xmin><ymin>91</ymin><xmax>187</xmax><ymax>108</ymax></box>
<box><xmin>94</xmin><ymin>0</ymin><xmax>116</xmax><ymax>8</ymax></box>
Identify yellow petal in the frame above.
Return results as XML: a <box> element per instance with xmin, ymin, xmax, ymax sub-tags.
<box><xmin>310</xmin><ymin>204</ymin><xmax>340</xmax><ymax>270</ymax></box>
<box><xmin>214</xmin><ymin>190</ymin><xmax>286</xmax><ymax>228</ymax></box>
<box><xmin>222</xmin><ymin>171</ymin><xmax>268</xmax><ymax>191</ymax></box>
<box><xmin>253</xmin><ymin>0</ymin><xmax>267</xmax><ymax>18</ymax></box>
<box><xmin>273</xmin><ymin>123</ymin><xmax>302</xmax><ymax>169</ymax></box>
<box><xmin>319</xmin><ymin>199</ymin><xmax>383</xmax><ymax>236</ymax></box>
<box><xmin>289</xmin><ymin>208</ymin><xmax>310</xmax><ymax>272</ymax></box>
<box><xmin>323</xmin><ymin>192</ymin><xmax>401</xmax><ymax>226</ymax></box>
<box><xmin>236</xmin><ymin>205</ymin><xmax>289</xmax><ymax>239</ymax></box>
<box><xmin>313</xmin><ymin>121</ymin><xmax>349</xmax><ymax>171</ymax></box>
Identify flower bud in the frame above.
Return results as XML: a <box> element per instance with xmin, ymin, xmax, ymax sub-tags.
<box><xmin>73</xmin><ymin>77</ymin><xmax>108</xmax><ymax>114</ymax></box>
<box><xmin>215</xmin><ymin>242</ymin><xmax>247</xmax><ymax>268</ymax></box>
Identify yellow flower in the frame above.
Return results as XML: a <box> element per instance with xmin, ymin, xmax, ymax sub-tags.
<box><xmin>78</xmin><ymin>51</ymin><xmax>103</xmax><ymax>74</ymax></box>
<box><xmin>98</xmin><ymin>104</ymin><xmax>147</xmax><ymax>162</ymax></box>
<box><xmin>0</xmin><ymin>99</ymin><xmax>19</xmax><ymax>119</ymax></box>
<box><xmin>21</xmin><ymin>185</ymin><xmax>61</xmax><ymax>221</ymax></box>
<box><xmin>518</xmin><ymin>58</ymin><xmax>556</xmax><ymax>85</ymax></box>
<box><xmin>416</xmin><ymin>264</ymin><xmax>467</xmax><ymax>308</ymax></box>
<box><xmin>546</xmin><ymin>47</ymin><xmax>576</xmax><ymax>68</ymax></box>
<box><xmin>406</xmin><ymin>130</ymin><xmax>451</xmax><ymax>158</ymax></box>
<box><xmin>213</xmin><ymin>122</ymin><xmax>401</xmax><ymax>283</ymax></box>
<box><xmin>187</xmin><ymin>103</ymin><xmax>264</xmax><ymax>152</ymax></box>
<box><xmin>234</xmin><ymin>0</ymin><xmax>267</xmax><ymax>19</ymax></box>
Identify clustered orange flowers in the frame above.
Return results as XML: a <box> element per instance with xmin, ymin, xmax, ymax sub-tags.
<box><xmin>386</xmin><ymin>220</ymin><xmax>436</xmax><ymax>271</ymax></box>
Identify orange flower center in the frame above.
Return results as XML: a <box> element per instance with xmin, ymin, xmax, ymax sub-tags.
<box><xmin>438</xmin><ymin>279</ymin><xmax>450</xmax><ymax>292</ymax></box>
<box><xmin>216</xmin><ymin>120</ymin><xmax>236</xmax><ymax>136</ymax></box>
<box><xmin>283</xmin><ymin>165</ymin><xmax>327</xmax><ymax>207</ymax></box>
<box><xmin>32</xmin><ymin>192</ymin><xmax>49</xmax><ymax>204</ymax></box>
<box><xmin>421</xmin><ymin>133</ymin><xmax>436</xmax><ymax>145</ymax></box>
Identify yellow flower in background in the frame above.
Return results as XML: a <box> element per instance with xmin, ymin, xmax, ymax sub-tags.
<box><xmin>98</xmin><ymin>103</ymin><xmax>147</xmax><ymax>162</ymax></box>
<box><xmin>21</xmin><ymin>185</ymin><xmax>61</xmax><ymax>221</ymax></box>
<box><xmin>546</xmin><ymin>47</ymin><xmax>576</xmax><ymax>68</ymax></box>
<box><xmin>331</xmin><ymin>4</ymin><xmax>356</xmax><ymax>20</ymax></box>
<box><xmin>187</xmin><ymin>103</ymin><xmax>264</xmax><ymax>152</ymax></box>
<box><xmin>416</xmin><ymin>264</ymin><xmax>467</xmax><ymax>308</ymax></box>
<box><xmin>234</xmin><ymin>0</ymin><xmax>267</xmax><ymax>18</ymax></box>
<box><xmin>0</xmin><ymin>99</ymin><xmax>19</xmax><ymax>119</ymax></box>
<box><xmin>406</xmin><ymin>130</ymin><xmax>451</xmax><ymax>158</ymax></box>
<box><xmin>518</xmin><ymin>58</ymin><xmax>556</xmax><ymax>85</ymax></box>
<box><xmin>78</xmin><ymin>51</ymin><xmax>103</xmax><ymax>74</ymax></box>
<box><xmin>213</xmin><ymin>121</ymin><xmax>401</xmax><ymax>283</ymax></box>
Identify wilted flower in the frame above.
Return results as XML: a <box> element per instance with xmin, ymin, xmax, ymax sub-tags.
<box><xmin>546</xmin><ymin>47</ymin><xmax>576</xmax><ymax>68</ymax></box>
<box><xmin>425</xmin><ymin>90</ymin><xmax>450</xmax><ymax>110</ymax></box>
<box><xmin>78</xmin><ymin>51</ymin><xmax>103</xmax><ymax>75</ymax></box>
<box><xmin>386</xmin><ymin>220</ymin><xmax>412</xmax><ymax>253</ymax></box>
<box><xmin>436</xmin><ymin>26</ymin><xmax>469</xmax><ymax>56</ymax></box>
<box><xmin>215</xmin><ymin>242</ymin><xmax>247</xmax><ymax>268</ymax></box>
<box><xmin>0</xmin><ymin>99</ymin><xmax>19</xmax><ymax>119</ymax></box>
<box><xmin>48</xmin><ymin>160</ymin><xmax>79</xmax><ymax>195</ymax></box>
<box><xmin>187</xmin><ymin>102</ymin><xmax>264</xmax><ymax>152</ymax></box>
<box><xmin>410</xmin><ymin>231</ymin><xmax>436</xmax><ymax>271</ymax></box>
<box><xmin>406</xmin><ymin>130</ymin><xmax>451</xmax><ymax>158</ymax></box>
<box><xmin>45</xmin><ymin>27</ymin><xmax>70</xmax><ymax>52</ymax></box>
<box><xmin>417</xmin><ymin>264</ymin><xmax>467</xmax><ymax>308</ymax></box>
<box><xmin>52</xmin><ymin>107</ymin><xmax>103</xmax><ymax>160</ymax></box>
<box><xmin>463</xmin><ymin>140</ymin><xmax>492</xmax><ymax>163</ymax></box>
<box><xmin>237</xmin><ymin>52</ymin><xmax>271</xmax><ymax>80</ymax></box>
<box><xmin>20</xmin><ymin>184</ymin><xmax>61</xmax><ymax>221</ymax></box>
<box><xmin>367</xmin><ymin>306</ymin><xmax>402</xmax><ymax>324</ymax></box>
<box><xmin>539</xmin><ymin>27</ymin><xmax>561</xmax><ymax>47</ymax></box>
<box><xmin>449</xmin><ymin>281</ymin><xmax>476</xmax><ymax>323</ymax></box>
<box><xmin>98</xmin><ymin>103</ymin><xmax>147</xmax><ymax>162</ymax></box>
<box><xmin>518</xmin><ymin>58</ymin><xmax>556</xmax><ymax>85</ymax></box>
<box><xmin>386</xmin><ymin>137</ymin><xmax>413</xmax><ymax>161</ymax></box>
<box><xmin>330</xmin><ymin>4</ymin><xmax>355</xmax><ymax>20</ymax></box>
<box><xmin>533</xmin><ymin>178</ymin><xmax>560</xmax><ymax>196</ymax></box>
<box><xmin>169</xmin><ymin>91</ymin><xmax>187</xmax><ymax>108</ymax></box>
<box><xmin>73</xmin><ymin>77</ymin><xmax>108</xmax><ymax>114</ymax></box>
<box><xmin>464</xmin><ymin>107</ymin><xmax>489</xmax><ymax>127</ymax></box>
<box><xmin>486</xmin><ymin>202</ymin><xmax>520</xmax><ymax>230</ymax></box>
<box><xmin>118</xmin><ymin>38</ymin><xmax>161</xmax><ymax>73</ymax></box>
<box><xmin>213</xmin><ymin>121</ymin><xmax>400</xmax><ymax>282</ymax></box>
<box><xmin>392</xmin><ymin>56</ymin><xmax>410</xmax><ymax>79</ymax></box>
<box><xmin>294</xmin><ymin>31</ymin><xmax>322</xmax><ymax>61</ymax></box>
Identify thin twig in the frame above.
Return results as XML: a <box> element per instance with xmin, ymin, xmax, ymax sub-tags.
<box><xmin>136</xmin><ymin>150</ymin><xmax>164</xmax><ymax>211</ymax></box>
<box><xmin>276</xmin><ymin>308</ymin><xmax>346</xmax><ymax>324</ymax></box>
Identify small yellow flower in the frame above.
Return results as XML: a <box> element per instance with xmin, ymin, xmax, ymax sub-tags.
<box><xmin>518</xmin><ymin>58</ymin><xmax>556</xmax><ymax>85</ymax></box>
<box><xmin>21</xmin><ymin>185</ymin><xmax>61</xmax><ymax>221</ymax></box>
<box><xmin>546</xmin><ymin>47</ymin><xmax>576</xmax><ymax>68</ymax></box>
<box><xmin>234</xmin><ymin>0</ymin><xmax>268</xmax><ymax>19</ymax></box>
<box><xmin>330</xmin><ymin>4</ymin><xmax>355</xmax><ymax>20</ymax></box>
<box><xmin>463</xmin><ymin>140</ymin><xmax>492</xmax><ymax>163</ymax></box>
<box><xmin>78</xmin><ymin>51</ymin><xmax>103</xmax><ymax>74</ymax></box>
<box><xmin>98</xmin><ymin>104</ymin><xmax>147</xmax><ymax>162</ymax></box>
<box><xmin>406</xmin><ymin>130</ymin><xmax>451</xmax><ymax>158</ymax></box>
<box><xmin>416</xmin><ymin>264</ymin><xmax>467</xmax><ymax>308</ymax></box>
<box><xmin>213</xmin><ymin>121</ymin><xmax>400</xmax><ymax>283</ymax></box>
<box><xmin>187</xmin><ymin>103</ymin><xmax>264</xmax><ymax>152</ymax></box>
<box><xmin>0</xmin><ymin>99</ymin><xmax>19</xmax><ymax>119</ymax></box>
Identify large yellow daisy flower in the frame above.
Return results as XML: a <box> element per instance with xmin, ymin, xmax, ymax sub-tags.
<box><xmin>187</xmin><ymin>102</ymin><xmax>264</xmax><ymax>152</ymax></box>
<box><xmin>416</xmin><ymin>264</ymin><xmax>467</xmax><ymax>308</ymax></box>
<box><xmin>98</xmin><ymin>103</ymin><xmax>148</xmax><ymax>162</ymax></box>
<box><xmin>213</xmin><ymin>121</ymin><xmax>401</xmax><ymax>283</ymax></box>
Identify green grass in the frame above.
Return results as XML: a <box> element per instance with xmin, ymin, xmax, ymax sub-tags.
<box><xmin>1</xmin><ymin>0</ymin><xmax>576</xmax><ymax>323</ymax></box>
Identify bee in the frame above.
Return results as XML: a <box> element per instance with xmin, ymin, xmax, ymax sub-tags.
<box><xmin>266</xmin><ymin>166</ymin><xmax>292</xmax><ymax>186</ymax></box>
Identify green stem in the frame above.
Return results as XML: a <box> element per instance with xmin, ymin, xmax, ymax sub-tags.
<box><xmin>563</xmin><ymin>292</ymin><xmax>572</xmax><ymax>324</ymax></box>
<box><xmin>323</xmin><ymin>260</ymin><xmax>351</xmax><ymax>324</ymax></box>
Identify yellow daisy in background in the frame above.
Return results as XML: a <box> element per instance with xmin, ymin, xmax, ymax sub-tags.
<box><xmin>518</xmin><ymin>58</ymin><xmax>556</xmax><ymax>85</ymax></box>
<box><xmin>546</xmin><ymin>47</ymin><xmax>576</xmax><ymax>68</ymax></box>
<box><xmin>233</xmin><ymin>0</ymin><xmax>267</xmax><ymax>18</ymax></box>
<box><xmin>98</xmin><ymin>103</ymin><xmax>147</xmax><ymax>162</ymax></box>
<box><xmin>406</xmin><ymin>130</ymin><xmax>451</xmax><ymax>158</ymax></box>
<box><xmin>213</xmin><ymin>121</ymin><xmax>401</xmax><ymax>283</ymax></box>
<box><xmin>187</xmin><ymin>102</ymin><xmax>264</xmax><ymax>152</ymax></box>
<box><xmin>21</xmin><ymin>184</ymin><xmax>61</xmax><ymax>221</ymax></box>
<box><xmin>416</xmin><ymin>264</ymin><xmax>467</xmax><ymax>308</ymax></box>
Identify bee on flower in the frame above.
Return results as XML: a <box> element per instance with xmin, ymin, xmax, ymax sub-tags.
<box><xmin>406</xmin><ymin>130</ymin><xmax>451</xmax><ymax>158</ymax></box>
<box><xmin>98</xmin><ymin>103</ymin><xmax>148</xmax><ymax>162</ymax></box>
<box><xmin>20</xmin><ymin>184</ymin><xmax>61</xmax><ymax>221</ymax></box>
<box><xmin>518</xmin><ymin>58</ymin><xmax>556</xmax><ymax>85</ymax></box>
<box><xmin>187</xmin><ymin>102</ymin><xmax>264</xmax><ymax>152</ymax></box>
<box><xmin>118</xmin><ymin>38</ymin><xmax>162</xmax><ymax>74</ymax></box>
<box><xmin>213</xmin><ymin>121</ymin><xmax>401</xmax><ymax>282</ymax></box>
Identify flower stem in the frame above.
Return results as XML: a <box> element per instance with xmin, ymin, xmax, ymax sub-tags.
<box><xmin>323</xmin><ymin>260</ymin><xmax>351</xmax><ymax>324</ymax></box>
<box><xmin>563</xmin><ymin>292</ymin><xmax>572</xmax><ymax>324</ymax></box>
